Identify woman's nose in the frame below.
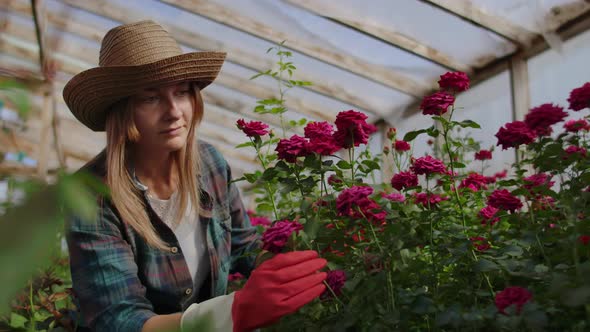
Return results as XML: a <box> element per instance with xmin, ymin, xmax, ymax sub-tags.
<box><xmin>163</xmin><ymin>95</ymin><xmax>183</xmax><ymax>119</ymax></box>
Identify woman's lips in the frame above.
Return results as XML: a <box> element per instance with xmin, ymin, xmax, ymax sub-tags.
<box><xmin>161</xmin><ymin>126</ymin><xmax>182</xmax><ymax>135</ymax></box>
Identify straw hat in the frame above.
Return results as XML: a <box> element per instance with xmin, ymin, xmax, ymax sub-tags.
<box><xmin>63</xmin><ymin>20</ymin><xmax>226</xmax><ymax>131</ymax></box>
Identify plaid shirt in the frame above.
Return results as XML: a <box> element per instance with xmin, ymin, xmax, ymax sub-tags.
<box><xmin>66</xmin><ymin>141</ymin><xmax>260</xmax><ymax>332</ymax></box>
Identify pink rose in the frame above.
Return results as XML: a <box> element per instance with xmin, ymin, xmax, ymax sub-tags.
<box><xmin>393</xmin><ymin>140</ymin><xmax>411</xmax><ymax>152</ymax></box>
<box><xmin>391</xmin><ymin>171</ymin><xmax>419</xmax><ymax>191</ymax></box>
<box><xmin>236</xmin><ymin>119</ymin><xmax>269</xmax><ymax>137</ymax></box>
<box><xmin>488</xmin><ymin>189</ymin><xmax>523</xmax><ymax>213</ymax></box>
<box><xmin>333</xmin><ymin>110</ymin><xmax>377</xmax><ymax>148</ymax></box>
<box><xmin>567</xmin><ymin>82</ymin><xmax>590</xmax><ymax>111</ymax></box>
<box><xmin>304</xmin><ymin>121</ymin><xmax>334</xmax><ymax>140</ymax></box>
<box><xmin>321</xmin><ymin>270</ymin><xmax>346</xmax><ymax>299</ymax></box>
<box><xmin>495</xmin><ymin>121</ymin><xmax>536</xmax><ymax>150</ymax></box>
<box><xmin>494</xmin><ymin>170</ymin><xmax>508</xmax><ymax>179</ymax></box>
<box><xmin>564</xmin><ymin>119</ymin><xmax>590</xmax><ymax>132</ymax></box>
<box><xmin>524</xmin><ymin>103</ymin><xmax>568</xmax><ymax>136</ymax></box>
<box><xmin>479</xmin><ymin>205</ymin><xmax>500</xmax><ymax>226</ymax></box>
<box><xmin>261</xmin><ymin>220</ymin><xmax>304</xmax><ymax>253</ymax></box>
<box><xmin>495</xmin><ymin>287</ymin><xmax>532</xmax><ymax>315</ymax></box>
<box><xmin>438</xmin><ymin>71</ymin><xmax>470</xmax><ymax>92</ymax></box>
<box><xmin>474</xmin><ymin>149</ymin><xmax>492</xmax><ymax>161</ymax></box>
<box><xmin>412</xmin><ymin>156</ymin><xmax>447</xmax><ymax>175</ymax></box>
<box><xmin>420</xmin><ymin>92</ymin><xmax>455</xmax><ymax>116</ymax></box>
<box><xmin>275</xmin><ymin>135</ymin><xmax>309</xmax><ymax>163</ymax></box>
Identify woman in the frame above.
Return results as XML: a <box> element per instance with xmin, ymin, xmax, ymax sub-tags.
<box><xmin>63</xmin><ymin>20</ymin><xmax>327</xmax><ymax>332</ymax></box>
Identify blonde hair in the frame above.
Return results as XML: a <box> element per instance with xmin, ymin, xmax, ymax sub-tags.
<box><xmin>104</xmin><ymin>83</ymin><xmax>204</xmax><ymax>250</ymax></box>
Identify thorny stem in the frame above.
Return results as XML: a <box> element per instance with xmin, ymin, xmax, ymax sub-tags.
<box><xmin>251</xmin><ymin>137</ymin><xmax>279</xmax><ymax>220</ymax></box>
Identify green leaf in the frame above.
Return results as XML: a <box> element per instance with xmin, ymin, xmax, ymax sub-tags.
<box><xmin>403</xmin><ymin>129</ymin><xmax>428</xmax><ymax>142</ymax></box>
<box><xmin>501</xmin><ymin>245</ymin><xmax>523</xmax><ymax>257</ymax></box>
<box><xmin>10</xmin><ymin>313</ymin><xmax>27</xmax><ymax>328</ymax></box>
<box><xmin>457</xmin><ymin>120</ymin><xmax>481</xmax><ymax>129</ymax></box>
<box><xmin>235</xmin><ymin>141</ymin><xmax>255</xmax><ymax>149</ymax></box>
<box><xmin>473</xmin><ymin>259</ymin><xmax>499</xmax><ymax>272</ymax></box>
<box><xmin>337</xmin><ymin>160</ymin><xmax>352</xmax><ymax>169</ymax></box>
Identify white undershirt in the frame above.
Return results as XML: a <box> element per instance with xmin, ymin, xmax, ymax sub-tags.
<box><xmin>147</xmin><ymin>191</ymin><xmax>234</xmax><ymax>331</ymax></box>
<box><xmin>147</xmin><ymin>191</ymin><xmax>210</xmax><ymax>290</ymax></box>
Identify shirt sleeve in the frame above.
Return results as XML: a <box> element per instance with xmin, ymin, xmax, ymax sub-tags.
<box><xmin>180</xmin><ymin>293</ymin><xmax>235</xmax><ymax>331</ymax></box>
<box><xmin>226</xmin><ymin>162</ymin><xmax>261</xmax><ymax>276</ymax></box>
<box><xmin>65</xmin><ymin>203</ymin><xmax>156</xmax><ymax>332</ymax></box>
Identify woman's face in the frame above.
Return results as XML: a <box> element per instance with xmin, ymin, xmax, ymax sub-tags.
<box><xmin>131</xmin><ymin>82</ymin><xmax>194</xmax><ymax>153</ymax></box>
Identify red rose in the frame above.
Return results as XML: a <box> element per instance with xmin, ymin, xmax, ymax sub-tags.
<box><xmin>567</xmin><ymin>82</ymin><xmax>590</xmax><ymax>111</ymax></box>
<box><xmin>579</xmin><ymin>235</ymin><xmax>590</xmax><ymax>245</ymax></box>
<box><xmin>523</xmin><ymin>173</ymin><xmax>554</xmax><ymax>191</ymax></box>
<box><xmin>228</xmin><ymin>272</ymin><xmax>245</xmax><ymax>282</ymax></box>
<box><xmin>308</xmin><ymin>137</ymin><xmax>341</xmax><ymax>155</ymax></box>
<box><xmin>495</xmin><ymin>121</ymin><xmax>536</xmax><ymax>150</ymax></box>
<box><xmin>321</xmin><ymin>270</ymin><xmax>346</xmax><ymax>299</ymax></box>
<box><xmin>275</xmin><ymin>135</ymin><xmax>309</xmax><ymax>163</ymax></box>
<box><xmin>336</xmin><ymin>186</ymin><xmax>384</xmax><ymax>222</ymax></box>
<box><xmin>236</xmin><ymin>119</ymin><xmax>270</xmax><ymax>137</ymax></box>
<box><xmin>333</xmin><ymin>110</ymin><xmax>377</xmax><ymax>148</ymax></box>
<box><xmin>524</xmin><ymin>103</ymin><xmax>568</xmax><ymax>136</ymax></box>
<box><xmin>414</xmin><ymin>192</ymin><xmax>448</xmax><ymax>207</ymax></box>
<box><xmin>261</xmin><ymin>220</ymin><xmax>304</xmax><ymax>253</ymax></box>
<box><xmin>460</xmin><ymin>173</ymin><xmax>488</xmax><ymax>192</ymax></box>
<box><xmin>565</xmin><ymin>145</ymin><xmax>587</xmax><ymax>157</ymax></box>
<box><xmin>387</xmin><ymin>127</ymin><xmax>397</xmax><ymax>140</ymax></box>
<box><xmin>336</xmin><ymin>186</ymin><xmax>374</xmax><ymax>216</ymax></box>
<box><xmin>479</xmin><ymin>205</ymin><xmax>500</xmax><ymax>226</ymax></box>
<box><xmin>495</xmin><ymin>286</ymin><xmax>532</xmax><ymax>315</ymax></box>
<box><xmin>488</xmin><ymin>189</ymin><xmax>523</xmax><ymax>213</ymax></box>
<box><xmin>393</xmin><ymin>140</ymin><xmax>411</xmax><ymax>152</ymax></box>
<box><xmin>381</xmin><ymin>192</ymin><xmax>405</xmax><ymax>202</ymax></box>
<box><xmin>327</xmin><ymin>174</ymin><xmax>342</xmax><ymax>186</ymax></box>
<box><xmin>474</xmin><ymin>149</ymin><xmax>492</xmax><ymax>161</ymax></box>
<box><xmin>391</xmin><ymin>171</ymin><xmax>419</xmax><ymax>191</ymax></box>
<box><xmin>564</xmin><ymin>119</ymin><xmax>590</xmax><ymax>132</ymax></box>
<box><xmin>494</xmin><ymin>170</ymin><xmax>508</xmax><ymax>179</ymax></box>
<box><xmin>438</xmin><ymin>71</ymin><xmax>470</xmax><ymax>92</ymax></box>
<box><xmin>412</xmin><ymin>156</ymin><xmax>447</xmax><ymax>175</ymax></box>
<box><xmin>420</xmin><ymin>92</ymin><xmax>455</xmax><ymax>116</ymax></box>
<box><xmin>304</xmin><ymin>121</ymin><xmax>334</xmax><ymax>140</ymax></box>
<box><xmin>470</xmin><ymin>236</ymin><xmax>490</xmax><ymax>251</ymax></box>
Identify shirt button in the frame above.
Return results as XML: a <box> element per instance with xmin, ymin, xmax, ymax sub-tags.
<box><xmin>170</xmin><ymin>247</ymin><xmax>178</xmax><ymax>254</ymax></box>
<box><xmin>185</xmin><ymin>288</ymin><xmax>192</xmax><ymax>296</ymax></box>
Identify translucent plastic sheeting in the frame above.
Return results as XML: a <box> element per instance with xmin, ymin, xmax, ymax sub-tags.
<box><xmin>269</xmin><ymin>0</ymin><xmax>517</xmax><ymax>68</ymax></box>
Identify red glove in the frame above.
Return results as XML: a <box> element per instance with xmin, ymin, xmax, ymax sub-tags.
<box><xmin>231</xmin><ymin>250</ymin><xmax>327</xmax><ymax>332</ymax></box>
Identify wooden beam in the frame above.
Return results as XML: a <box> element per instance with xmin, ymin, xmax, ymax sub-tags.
<box><xmin>509</xmin><ymin>54</ymin><xmax>530</xmax><ymax>122</ymax></box>
<box><xmin>394</xmin><ymin>7</ymin><xmax>590</xmax><ymax>121</ymax></box>
<box><xmin>159</xmin><ymin>0</ymin><xmax>433</xmax><ymax>98</ymax></box>
<box><xmin>54</xmin><ymin>0</ymin><xmax>388</xmax><ymax>116</ymax></box>
<box><xmin>3</xmin><ymin>0</ymin><xmax>338</xmax><ymax>122</ymax></box>
<box><xmin>0</xmin><ymin>28</ymin><xmax>304</xmax><ymax>137</ymax></box>
<box><xmin>284</xmin><ymin>0</ymin><xmax>471</xmax><ymax>73</ymax></box>
<box><xmin>421</xmin><ymin>0</ymin><xmax>537</xmax><ymax>46</ymax></box>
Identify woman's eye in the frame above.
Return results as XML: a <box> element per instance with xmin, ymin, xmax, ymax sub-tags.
<box><xmin>177</xmin><ymin>90</ymin><xmax>190</xmax><ymax>96</ymax></box>
<box><xmin>142</xmin><ymin>96</ymin><xmax>158</xmax><ymax>103</ymax></box>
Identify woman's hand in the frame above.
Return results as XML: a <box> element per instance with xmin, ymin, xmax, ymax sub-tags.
<box><xmin>231</xmin><ymin>250</ymin><xmax>327</xmax><ymax>332</ymax></box>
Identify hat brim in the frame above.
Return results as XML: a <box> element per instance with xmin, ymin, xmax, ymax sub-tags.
<box><xmin>63</xmin><ymin>51</ymin><xmax>226</xmax><ymax>132</ymax></box>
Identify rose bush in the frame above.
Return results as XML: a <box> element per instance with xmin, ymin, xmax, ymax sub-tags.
<box><xmin>235</xmin><ymin>45</ymin><xmax>590</xmax><ymax>331</ymax></box>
